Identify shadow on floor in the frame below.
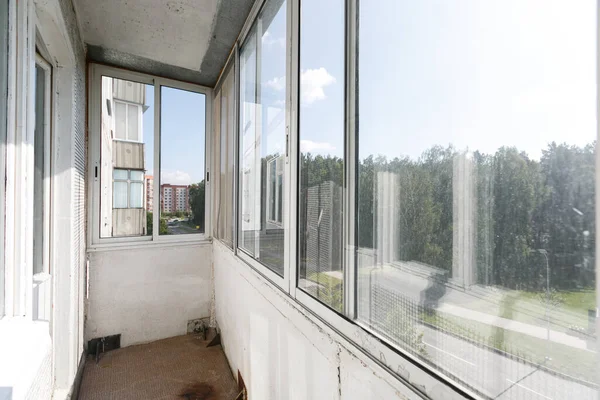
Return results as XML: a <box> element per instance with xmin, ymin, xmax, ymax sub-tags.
<box><xmin>78</xmin><ymin>334</ymin><xmax>239</xmax><ymax>400</ymax></box>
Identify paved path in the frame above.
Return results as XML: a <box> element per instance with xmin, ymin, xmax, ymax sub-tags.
<box><xmin>419</xmin><ymin>323</ymin><xmax>598</xmax><ymax>399</ymax></box>
<box><xmin>365</xmin><ymin>264</ymin><xmax>595</xmax><ymax>350</ymax></box>
<box><xmin>437</xmin><ymin>303</ymin><xmax>591</xmax><ymax>351</ymax></box>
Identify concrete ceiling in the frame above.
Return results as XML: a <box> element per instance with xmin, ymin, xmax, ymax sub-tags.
<box><xmin>75</xmin><ymin>0</ymin><xmax>254</xmax><ymax>86</ymax></box>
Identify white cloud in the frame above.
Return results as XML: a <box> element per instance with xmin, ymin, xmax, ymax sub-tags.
<box><xmin>300</xmin><ymin>68</ymin><xmax>336</xmax><ymax>105</ymax></box>
<box><xmin>162</xmin><ymin>170</ymin><xmax>192</xmax><ymax>185</ymax></box>
<box><xmin>266</xmin><ymin>76</ymin><xmax>286</xmax><ymax>92</ymax></box>
<box><xmin>264</xmin><ymin>68</ymin><xmax>336</xmax><ymax>106</ymax></box>
<box><xmin>300</xmin><ymin>140</ymin><xmax>336</xmax><ymax>154</ymax></box>
<box><xmin>262</xmin><ymin>31</ymin><xmax>286</xmax><ymax>48</ymax></box>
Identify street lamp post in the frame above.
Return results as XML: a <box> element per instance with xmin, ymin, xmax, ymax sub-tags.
<box><xmin>535</xmin><ymin>249</ymin><xmax>550</xmax><ymax>360</ymax></box>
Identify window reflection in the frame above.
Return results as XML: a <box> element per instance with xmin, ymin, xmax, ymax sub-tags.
<box><xmin>238</xmin><ymin>0</ymin><xmax>287</xmax><ymax>277</ymax></box>
<box><xmin>356</xmin><ymin>1</ymin><xmax>597</xmax><ymax>398</ymax></box>
<box><xmin>297</xmin><ymin>0</ymin><xmax>345</xmax><ymax>311</ymax></box>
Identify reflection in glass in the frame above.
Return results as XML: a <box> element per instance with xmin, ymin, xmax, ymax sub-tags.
<box><xmin>297</xmin><ymin>0</ymin><xmax>345</xmax><ymax>311</ymax></box>
<box><xmin>213</xmin><ymin>66</ymin><xmax>236</xmax><ymax>247</ymax></box>
<box><xmin>159</xmin><ymin>87</ymin><xmax>206</xmax><ymax>235</ymax></box>
<box><xmin>238</xmin><ymin>0</ymin><xmax>287</xmax><ymax>277</ymax></box>
<box><xmin>356</xmin><ymin>1</ymin><xmax>597</xmax><ymax>398</ymax></box>
<box><xmin>100</xmin><ymin>78</ymin><xmax>153</xmax><ymax>237</ymax></box>
<box><xmin>33</xmin><ymin>63</ymin><xmax>49</xmax><ymax>275</ymax></box>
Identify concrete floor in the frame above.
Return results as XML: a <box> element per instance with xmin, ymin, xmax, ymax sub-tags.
<box><xmin>78</xmin><ymin>334</ymin><xmax>239</xmax><ymax>400</ymax></box>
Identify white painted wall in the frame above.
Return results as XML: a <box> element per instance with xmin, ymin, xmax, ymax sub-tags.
<box><xmin>86</xmin><ymin>243</ymin><xmax>213</xmax><ymax>347</ymax></box>
<box><xmin>213</xmin><ymin>241</ymin><xmax>423</xmax><ymax>400</ymax></box>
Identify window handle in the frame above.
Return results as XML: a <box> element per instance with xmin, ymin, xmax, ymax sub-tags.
<box><xmin>285</xmin><ymin>127</ymin><xmax>289</xmax><ymax>160</ymax></box>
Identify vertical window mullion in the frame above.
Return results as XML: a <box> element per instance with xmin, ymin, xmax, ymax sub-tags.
<box><xmin>344</xmin><ymin>0</ymin><xmax>357</xmax><ymax>318</ymax></box>
<box><xmin>287</xmin><ymin>0</ymin><xmax>300</xmax><ymax>297</ymax></box>
<box><xmin>0</xmin><ymin>0</ymin><xmax>7</xmax><ymax>317</ymax></box>
<box><xmin>152</xmin><ymin>82</ymin><xmax>160</xmax><ymax>239</ymax></box>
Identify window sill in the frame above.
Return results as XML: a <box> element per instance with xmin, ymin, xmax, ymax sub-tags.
<box><xmin>87</xmin><ymin>236</ymin><xmax>212</xmax><ymax>252</ymax></box>
<box><xmin>0</xmin><ymin>318</ymin><xmax>51</xmax><ymax>400</ymax></box>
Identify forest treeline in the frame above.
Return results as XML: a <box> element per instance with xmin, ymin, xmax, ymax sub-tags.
<box><xmin>299</xmin><ymin>142</ymin><xmax>596</xmax><ymax>290</ymax></box>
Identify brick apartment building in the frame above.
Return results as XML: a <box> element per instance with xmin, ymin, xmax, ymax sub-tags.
<box><xmin>160</xmin><ymin>184</ymin><xmax>190</xmax><ymax>213</ymax></box>
<box><xmin>145</xmin><ymin>175</ymin><xmax>153</xmax><ymax>212</ymax></box>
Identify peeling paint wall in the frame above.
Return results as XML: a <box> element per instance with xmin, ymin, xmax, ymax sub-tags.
<box><xmin>86</xmin><ymin>244</ymin><xmax>214</xmax><ymax>347</ymax></box>
<box><xmin>213</xmin><ymin>241</ymin><xmax>420</xmax><ymax>400</ymax></box>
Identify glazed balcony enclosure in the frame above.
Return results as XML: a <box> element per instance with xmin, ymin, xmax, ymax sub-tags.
<box><xmin>0</xmin><ymin>0</ymin><xmax>599</xmax><ymax>399</ymax></box>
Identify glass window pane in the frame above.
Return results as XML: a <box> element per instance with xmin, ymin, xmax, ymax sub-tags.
<box><xmin>0</xmin><ymin>0</ymin><xmax>7</xmax><ymax>316</ymax></box>
<box><xmin>100</xmin><ymin>77</ymin><xmax>153</xmax><ymax>237</ymax></box>
<box><xmin>113</xmin><ymin>181</ymin><xmax>128</xmax><ymax>208</ymax></box>
<box><xmin>159</xmin><ymin>86</ymin><xmax>205</xmax><ymax>235</ymax></box>
<box><xmin>222</xmin><ymin>69</ymin><xmax>235</xmax><ymax>246</ymax></box>
<box><xmin>212</xmin><ymin>90</ymin><xmax>222</xmax><ymax>239</ymax></box>
<box><xmin>356</xmin><ymin>1</ymin><xmax>597</xmax><ymax>397</ymax></box>
<box><xmin>130</xmin><ymin>170</ymin><xmax>144</xmax><ymax>181</ymax></box>
<box><xmin>114</xmin><ymin>101</ymin><xmax>126</xmax><ymax>140</ymax></box>
<box><xmin>213</xmin><ymin>66</ymin><xmax>235</xmax><ymax>247</ymax></box>
<box><xmin>113</xmin><ymin>169</ymin><xmax>128</xmax><ymax>180</ymax></box>
<box><xmin>297</xmin><ymin>0</ymin><xmax>345</xmax><ymax>311</ymax></box>
<box><xmin>238</xmin><ymin>0</ymin><xmax>288</xmax><ymax>277</ymax></box>
<box><xmin>239</xmin><ymin>28</ymin><xmax>259</xmax><ymax>255</ymax></box>
<box><xmin>127</xmin><ymin>104</ymin><xmax>140</xmax><ymax>141</ymax></box>
<box><xmin>129</xmin><ymin>182</ymin><xmax>144</xmax><ymax>208</ymax></box>
<box><xmin>33</xmin><ymin>63</ymin><xmax>48</xmax><ymax>276</ymax></box>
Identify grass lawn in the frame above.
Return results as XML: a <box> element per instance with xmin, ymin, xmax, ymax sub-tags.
<box><xmin>421</xmin><ymin>310</ymin><xmax>597</xmax><ymax>383</ymax></box>
<box><xmin>304</xmin><ymin>272</ymin><xmax>343</xmax><ymax>312</ymax></box>
<box><xmin>519</xmin><ymin>289</ymin><xmax>596</xmax><ymax>315</ymax></box>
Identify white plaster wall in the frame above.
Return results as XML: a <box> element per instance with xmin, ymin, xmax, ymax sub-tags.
<box><xmin>213</xmin><ymin>241</ymin><xmax>421</xmax><ymax>400</ymax></box>
<box><xmin>86</xmin><ymin>244</ymin><xmax>213</xmax><ymax>347</ymax></box>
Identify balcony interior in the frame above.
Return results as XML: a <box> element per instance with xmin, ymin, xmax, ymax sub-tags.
<box><xmin>77</xmin><ymin>334</ymin><xmax>239</xmax><ymax>400</ymax></box>
<box><xmin>1</xmin><ymin>0</ymin><xmax>598</xmax><ymax>400</ymax></box>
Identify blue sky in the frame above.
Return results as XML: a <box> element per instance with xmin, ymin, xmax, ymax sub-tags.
<box><xmin>142</xmin><ymin>85</ymin><xmax>206</xmax><ymax>185</ymax></box>
<box><xmin>295</xmin><ymin>0</ymin><xmax>596</xmax><ymax>162</ymax></box>
<box><xmin>145</xmin><ymin>0</ymin><xmax>596</xmax><ymax>186</ymax></box>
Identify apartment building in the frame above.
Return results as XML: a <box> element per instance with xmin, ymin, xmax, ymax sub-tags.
<box><xmin>99</xmin><ymin>77</ymin><xmax>148</xmax><ymax>236</ymax></box>
<box><xmin>160</xmin><ymin>184</ymin><xmax>190</xmax><ymax>213</ymax></box>
<box><xmin>145</xmin><ymin>175</ymin><xmax>154</xmax><ymax>212</ymax></box>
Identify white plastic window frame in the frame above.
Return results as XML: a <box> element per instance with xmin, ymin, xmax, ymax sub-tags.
<box><xmin>88</xmin><ymin>64</ymin><xmax>213</xmax><ymax>249</ymax></box>
<box><xmin>112</xmin><ymin>99</ymin><xmax>143</xmax><ymax>143</ymax></box>
<box><xmin>235</xmin><ymin>0</ymin><xmax>292</xmax><ymax>292</ymax></box>
<box><xmin>224</xmin><ymin>0</ymin><xmax>495</xmax><ymax>399</ymax></box>
<box><xmin>112</xmin><ymin>169</ymin><xmax>144</xmax><ymax>209</ymax></box>
<box><xmin>0</xmin><ymin>0</ymin><xmax>8</xmax><ymax>319</ymax></box>
<box><xmin>213</xmin><ymin>47</ymin><xmax>238</xmax><ymax>249</ymax></box>
<box><xmin>2</xmin><ymin>0</ymin><xmax>58</xmax><ymax>321</ymax></box>
<box><xmin>32</xmin><ymin>53</ymin><xmax>52</xmax><ymax>321</ymax></box>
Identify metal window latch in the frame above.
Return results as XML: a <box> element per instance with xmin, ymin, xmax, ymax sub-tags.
<box><xmin>285</xmin><ymin>126</ymin><xmax>289</xmax><ymax>161</ymax></box>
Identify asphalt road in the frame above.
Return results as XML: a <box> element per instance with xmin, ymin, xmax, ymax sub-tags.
<box><xmin>356</xmin><ymin>264</ymin><xmax>599</xmax><ymax>398</ymax></box>
<box><xmin>418</xmin><ymin>322</ymin><xmax>597</xmax><ymax>399</ymax></box>
<box><xmin>167</xmin><ymin>221</ymin><xmax>200</xmax><ymax>235</ymax></box>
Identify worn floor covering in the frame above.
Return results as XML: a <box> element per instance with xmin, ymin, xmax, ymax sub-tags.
<box><xmin>78</xmin><ymin>334</ymin><xmax>239</xmax><ymax>400</ymax></box>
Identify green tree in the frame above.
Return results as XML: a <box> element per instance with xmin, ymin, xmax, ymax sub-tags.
<box><xmin>146</xmin><ymin>212</ymin><xmax>168</xmax><ymax>235</ymax></box>
<box><xmin>189</xmin><ymin>180</ymin><xmax>206</xmax><ymax>230</ymax></box>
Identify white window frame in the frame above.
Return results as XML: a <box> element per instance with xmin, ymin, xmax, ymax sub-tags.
<box><xmin>88</xmin><ymin>64</ymin><xmax>212</xmax><ymax>249</ymax></box>
<box><xmin>235</xmin><ymin>0</ymin><xmax>292</xmax><ymax>292</ymax></box>
<box><xmin>113</xmin><ymin>169</ymin><xmax>144</xmax><ymax>209</ymax></box>
<box><xmin>0</xmin><ymin>0</ymin><xmax>8</xmax><ymax>319</ymax></box>
<box><xmin>31</xmin><ymin>53</ymin><xmax>52</xmax><ymax>321</ymax></box>
<box><xmin>113</xmin><ymin>99</ymin><xmax>143</xmax><ymax>143</ymax></box>
<box><xmin>222</xmin><ymin>0</ymin><xmax>495</xmax><ymax>398</ymax></box>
